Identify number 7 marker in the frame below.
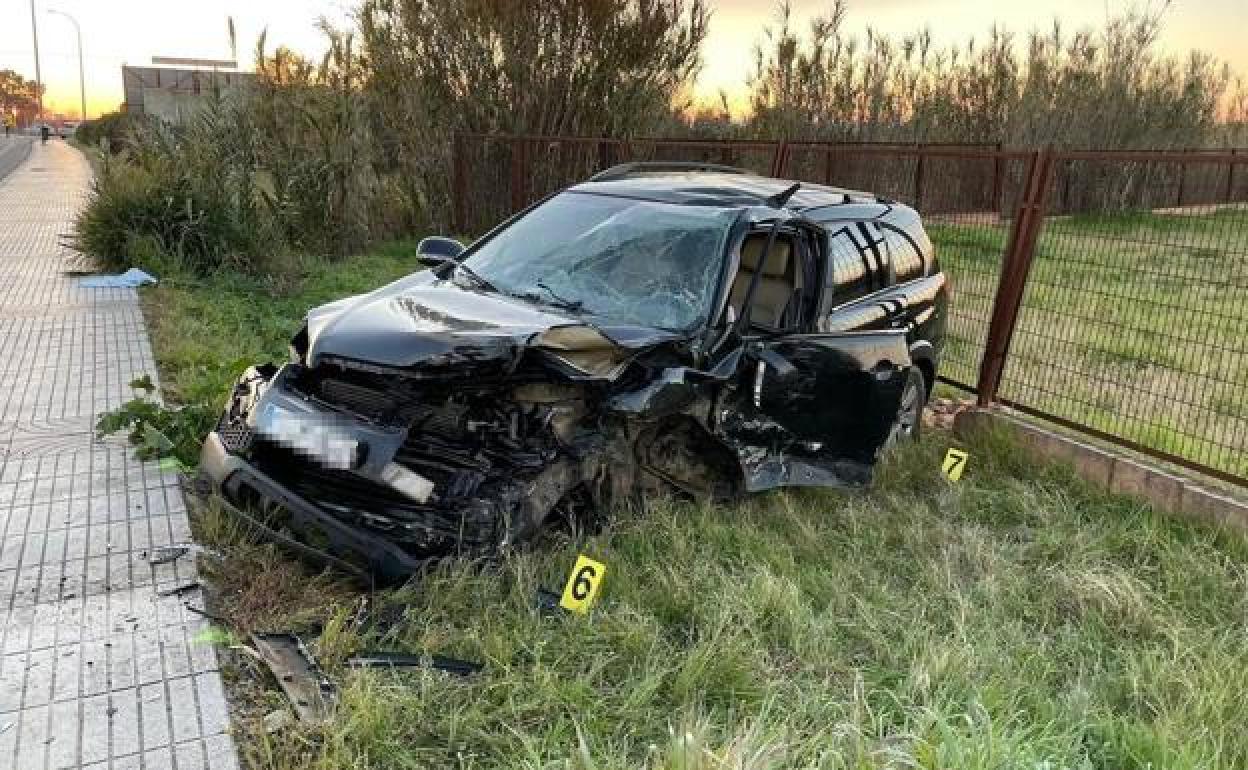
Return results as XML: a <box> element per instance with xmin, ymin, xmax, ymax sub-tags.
<box><xmin>560</xmin><ymin>554</ymin><xmax>607</xmax><ymax>614</ymax></box>
<box><xmin>942</xmin><ymin>448</ymin><xmax>969</xmax><ymax>482</ymax></box>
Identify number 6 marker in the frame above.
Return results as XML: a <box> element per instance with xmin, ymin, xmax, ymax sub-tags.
<box><xmin>560</xmin><ymin>554</ymin><xmax>606</xmax><ymax>614</ymax></box>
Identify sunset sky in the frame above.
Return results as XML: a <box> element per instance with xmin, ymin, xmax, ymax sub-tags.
<box><xmin>1</xmin><ymin>0</ymin><xmax>1244</xmax><ymax>120</ymax></box>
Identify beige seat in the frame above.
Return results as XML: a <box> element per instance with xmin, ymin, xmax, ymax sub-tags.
<box><xmin>729</xmin><ymin>234</ymin><xmax>798</xmax><ymax>329</ymax></box>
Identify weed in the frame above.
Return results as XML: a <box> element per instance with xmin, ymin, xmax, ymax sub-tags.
<box><xmin>95</xmin><ymin>375</ymin><xmax>219</xmax><ymax>466</ymax></box>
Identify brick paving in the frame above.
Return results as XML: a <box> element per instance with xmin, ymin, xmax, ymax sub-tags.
<box><xmin>0</xmin><ymin>142</ymin><xmax>238</xmax><ymax>768</ymax></box>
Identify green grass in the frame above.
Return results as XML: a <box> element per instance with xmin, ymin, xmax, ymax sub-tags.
<box><xmin>190</xmin><ymin>433</ymin><xmax>1248</xmax><ymax>769</ymax></box>
<box><xmin>138</xmin><ymin>243</ymin><xmax>1248</xmax><ymax>769</ymax></box>
<box><xmin>929</xmin><ymin>207</ymin><xmax>1248</xmax><ymax>480</ymax></box>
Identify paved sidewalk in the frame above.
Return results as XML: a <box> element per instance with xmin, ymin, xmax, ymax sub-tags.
<box><xmin>0</xmin><ymin>143</ymin><xmax>238</xmax><ymax>767</ymax></box>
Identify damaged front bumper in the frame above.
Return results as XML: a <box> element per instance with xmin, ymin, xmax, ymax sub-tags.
<box><xmin>199</xmin><ymin>430</ymin><xmax>426</xmax><ymax>580</ymax></box>
<box><xmin>199</xmin><ymin>363</ymin><xmax>603</xmax><ymax>582</ymax></box>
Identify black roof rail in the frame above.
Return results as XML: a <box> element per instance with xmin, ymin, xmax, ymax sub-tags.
<box><xmin>588</xmin><ymin>161</ymin><xmax>751</xmax><ymax>182</ymax></box>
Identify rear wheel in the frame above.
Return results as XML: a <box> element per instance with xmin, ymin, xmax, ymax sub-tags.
<box><xmin>888</xmin><ymin>367</ymin><xmax>926</xmax><ymax>447</ymax></box>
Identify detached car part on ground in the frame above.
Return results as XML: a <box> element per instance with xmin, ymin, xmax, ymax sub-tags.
<box><xmin>200</xmin><ymin>163</ymin><xmax>949</xmax><ymax>582</ymax></box>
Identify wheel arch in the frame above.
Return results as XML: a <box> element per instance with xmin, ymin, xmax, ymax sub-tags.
<box><xmin>908</xmin><ymin>340</ymin><xmax>937</xmax><ymax>399</ymax></box>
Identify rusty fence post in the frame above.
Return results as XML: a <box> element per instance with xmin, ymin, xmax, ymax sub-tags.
<box><xmin>823</xmin><ymin>144</ymin><xmax>835</xmax><ymax>185</ymax></box>
<box><xmin>509</xmin><ymin>137</ymin><xmax>529</xmax><ymax>215</ymax></box>
<box><xmin>991</xmin><ymin>141</ymin><xmax>1004</xmax><ymax>214</ymax></box>
<box><xmin>451</xmin><ymin>132</ymin><xmax>467</xmax><ymax>234</ymax></box>
<box><xmin>597</xmin><ymin>137</ymin><xmax>613</xmax><ymax>172</ymax></box>
<box><xmin>770</xmin><ymin>140</ymin><xmax>789</xmax><ymax>177</ymax></box>
<box><xmin>1225</xmin><ymin>148</ymin><xmax>1237</xmax><ymax>204</ymax></box>
<box><xmin>1176</xmin><ymin>158</ymin><xmax>1186</xmax><ymax>208</ymax></box>
<box><xmin>975</xmin><ymin>149</ymin><xmax>1055</xmax><ymax>406</ymax></box>
<box><xmin>914</xmin><ymin>149</ymin><xmax>927</xmax><ymax>211</ymax></box>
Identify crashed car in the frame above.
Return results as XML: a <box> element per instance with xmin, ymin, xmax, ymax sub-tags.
<box><xmin>200</xmin><ymin>162</ymin><xmax>948</xmax><ymax>581</ymax></box>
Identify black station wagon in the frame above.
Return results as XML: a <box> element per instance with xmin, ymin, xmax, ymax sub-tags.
<box><xmin>200</xmin><ymin>163</ymin><xmax>949</xmax><ymax>580</ymax></box>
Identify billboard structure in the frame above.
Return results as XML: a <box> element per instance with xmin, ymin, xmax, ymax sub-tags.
<box><xmin>121</xmin><ymin>58</ymin><xmax>254</xmax><ymax>124</ymax></box>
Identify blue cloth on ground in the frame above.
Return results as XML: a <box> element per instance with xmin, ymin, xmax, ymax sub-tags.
<box><xmin>79</xmin><ymin>268</ymin><xmax>157</xmax><ymax>288</ymax></box>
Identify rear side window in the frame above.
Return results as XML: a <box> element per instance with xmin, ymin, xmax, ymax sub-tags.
<box><xmin>822</xmin><ymin>229</ymin><xmax>873</xmax><ymax>310</ymax></box>
<box><xmin>885</xmin><ymin>226</ymin><xmax>926</xmax><ymax>283</ymax></box>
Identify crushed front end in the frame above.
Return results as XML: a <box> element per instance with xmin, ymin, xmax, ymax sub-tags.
<box><xmin>200</xmin><ymin>342</ymin><xmax>630</xmax><ymax>581</ymax></box>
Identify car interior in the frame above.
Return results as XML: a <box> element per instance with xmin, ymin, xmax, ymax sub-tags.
<box><xmin>729</xmin><ymin>232</ymin><xmax>802</xmax><ymax>332</ymax></box>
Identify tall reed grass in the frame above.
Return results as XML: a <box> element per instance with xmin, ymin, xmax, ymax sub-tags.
<box><xmin>71</xmin><ymin>0</ymin><xmax>1248</xmax><ymax>271</ymax></box>
<box><xmin>694</xmin><ymin>1</ymin><xmax>1248</xmax><ymax>149</ymax></box>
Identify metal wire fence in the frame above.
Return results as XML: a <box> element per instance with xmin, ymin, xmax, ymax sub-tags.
<box><xmin>452</xmin><ymin>134</ymin><xmax>1248</xmax><ymax>486</ymax></box>
<box><xmin>996</xmin><ymin>151</ymin><xmax>1248</xmax><ymax>484</ymax></box>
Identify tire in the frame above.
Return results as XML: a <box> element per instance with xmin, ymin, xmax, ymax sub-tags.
<box><xmin>889</xmin><ymin>366</ymin><xmax>927</xmax><ymax>446</ymax></box>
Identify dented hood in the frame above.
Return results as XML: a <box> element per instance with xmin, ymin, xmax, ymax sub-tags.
<box><xmin>304</xmin><ymin>271</ymin><xmax>680</xmax><ymax>377</ymax></box>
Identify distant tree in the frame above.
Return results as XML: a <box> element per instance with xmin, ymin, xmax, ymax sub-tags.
<box><xmin>0</xmin><ymin>69</ymin><xmax>42</xmax><ymax>126</ymax></box>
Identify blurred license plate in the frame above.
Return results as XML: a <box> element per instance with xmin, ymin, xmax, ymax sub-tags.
<box><xmin>256</xmin><ymin>402</ymin><xmax>360</xmax><ymax>470</ymax></box>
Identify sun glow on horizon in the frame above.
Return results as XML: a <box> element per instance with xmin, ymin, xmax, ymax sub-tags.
<box><xmin>1</xmin><ymin>0</ymin><xmax>1242</xmax><ymax>121</ymax></box>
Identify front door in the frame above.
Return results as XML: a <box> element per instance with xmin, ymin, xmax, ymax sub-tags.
<box><xmin>716</xmin><ymin>330</ymin><xmax>912</xmax><ymax>491</ymax></box>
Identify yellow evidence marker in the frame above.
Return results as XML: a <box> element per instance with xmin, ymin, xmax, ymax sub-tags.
<box><xmin>941</xmin><ymin>448</ymin><xmax>969</xmax><ymax>482</ymax></box>
<box><xmin>560</xmin><ymin>554</ymin><xmax>607</xmax><ymax>614</ymax></box>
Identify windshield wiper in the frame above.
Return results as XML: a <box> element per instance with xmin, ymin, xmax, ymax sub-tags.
<box><xmin>522</xmin><ymin>281</ymin><xmax>585</xmax><ymax>313</ymax></box>
<box><xmin>450</xmin><ymin>262</ymin><xmax>499</xmax><ymax>293</ymax></box>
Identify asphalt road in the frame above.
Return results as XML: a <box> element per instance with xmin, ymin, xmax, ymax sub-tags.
<box><xmin>0</xmin><ymin>136</ymin><xmax>34</xmax><ymax>183</ymax></box>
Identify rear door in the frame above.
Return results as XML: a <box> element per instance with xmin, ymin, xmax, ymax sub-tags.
<box><xmin>714</xmin><ymin>219</ymin><xmax>914</xmax><ymax>490</ymax></box>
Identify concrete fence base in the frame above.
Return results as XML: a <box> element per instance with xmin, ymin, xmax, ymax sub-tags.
<box><xmin>954</xmin><ymin>408</ymin><xmax>1248</xmax><ymax>532</ymax></box>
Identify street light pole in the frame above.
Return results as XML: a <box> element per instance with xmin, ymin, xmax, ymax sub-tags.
<box><xmin>47</xmin><ymin>9</ymin><xmax>86</xmax><ymax>121</ymax></box>
<box><xmin>29</xmin><ymin>0</ymin><xmax>44</xmax><ymax>125</ymax></box>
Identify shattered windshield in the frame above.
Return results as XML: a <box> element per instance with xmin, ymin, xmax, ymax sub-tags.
<box><xmin>461</xmin><ymin>192</ymin><xmax>737</xmax><ymax>330</ymax></box>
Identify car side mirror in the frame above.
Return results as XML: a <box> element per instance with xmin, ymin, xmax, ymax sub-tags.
<box><xmin>416</xmin><ymin>236</ymin><xmax>465</xmax><ymax>267</ymax></box>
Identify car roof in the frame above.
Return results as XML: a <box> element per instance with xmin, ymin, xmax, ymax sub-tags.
<box><xmin>565</xmin><ymin>170</ymin><xmax>907</xmax><ymax>225</ymax></box>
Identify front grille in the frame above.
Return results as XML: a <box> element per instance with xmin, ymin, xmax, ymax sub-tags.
<box><xmin>217</xmin><ymin>412</ymin><xmax>253</xmax><ymax>453</ymax></box>
<box><xmin>316</xmin><ymin>377</ymin><xmax>396</xmax><ymax>419</ymax></box>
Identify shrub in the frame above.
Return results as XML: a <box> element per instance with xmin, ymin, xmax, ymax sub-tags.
<box><xmin>248</xmin><ymin>28</ymin><xmax>379</xmax><ymax>256</ymax></box>
<box><xmin>74</xmin><ymin>111</ymin><xmax>158</xmax><ymax>155</ymax></box>
<box><xmin>73</xmin><ymin>98</ymin><xmax>278</xmax><ymax>274</ymax></box>
<box><xmin>73</xmin><ymin>26</ymin><xmax>387</xmax><ymax>273</ymax></box>
<box><xmin>358</xmin><ymin>0</ymin><xmax>710</xmax><ymax>228</ymax></box>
